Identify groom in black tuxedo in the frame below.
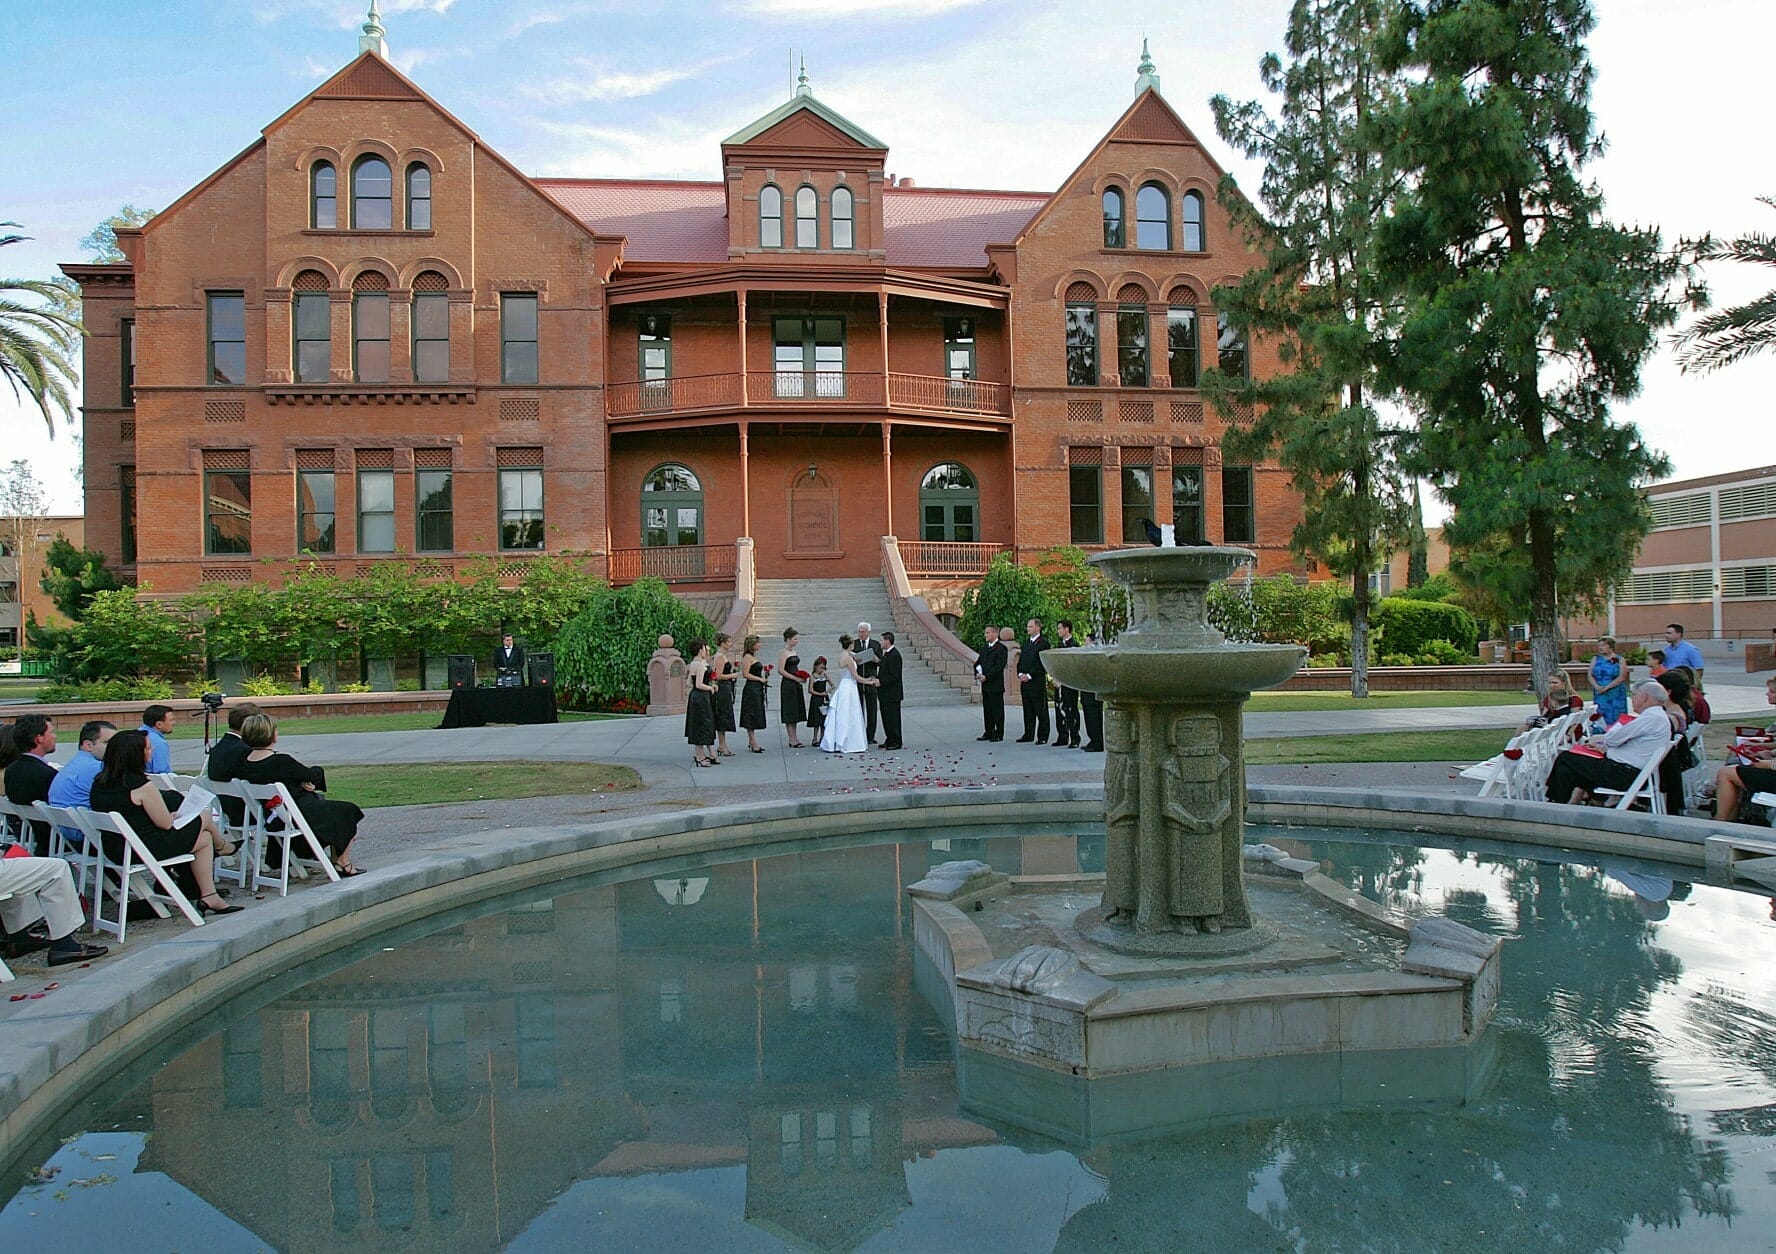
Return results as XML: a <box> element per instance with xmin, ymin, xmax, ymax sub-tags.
<box><xmin>877</xmin><ymin>631</ymin><xmax>905</xmax><ymax>750</ymax></box>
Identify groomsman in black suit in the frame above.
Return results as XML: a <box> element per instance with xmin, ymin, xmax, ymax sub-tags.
<box><xmin>1049</xmin><ymin>619</ymin><xmax>1080</xmax><ymax>746</ymax></box>
<box><xmin>877</xmin><ymin>631</ymin><xmax>905</xmax><ymax>750</ymax></box>
<box><xmin>853</xmin><ymin>622</ymin><xmax>882</xmax><ymax>744</ymax></box>
<box><xmin>1016</xmin><ymin>618</ymin><xmax>1050</xmax><ymax>743</ymax></box>
<box><xmin>976</xmin><ymin>626</ymin><xmax>1006</xmax><ymax>741</ymax></box>
<box><xmin>1080</xmin><ymin>629</ymin><xmax>1104</xmax><ymax>752</ymax></box>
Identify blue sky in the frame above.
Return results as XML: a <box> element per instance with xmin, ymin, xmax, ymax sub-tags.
<box><xmin>3</xmin><ymin>0</ymin><xmax>1770</xmax><ymax>512</ymax></box>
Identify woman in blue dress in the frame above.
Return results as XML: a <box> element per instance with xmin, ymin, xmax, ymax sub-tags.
<box><xmin>1590</xmin><ymin>636</ymin><xmax>1628</xmax><ymax>724</ymax></box>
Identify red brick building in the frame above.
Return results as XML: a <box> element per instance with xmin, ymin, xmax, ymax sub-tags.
<box><xmin>66</xmin><ymin>43</ymin><xmax>1301</xmax><ymax>596</ymax></box>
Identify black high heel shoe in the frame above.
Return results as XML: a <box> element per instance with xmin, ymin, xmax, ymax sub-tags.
<box><xmin>195</xmin><ymin>894</ymin><xmax>246</xmax><ymax>916</ymax></box>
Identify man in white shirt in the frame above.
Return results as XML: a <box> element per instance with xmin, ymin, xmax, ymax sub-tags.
<box><xmin>1546</xmin><ymin>681</ymin><xmax>1677</xmax><ymax>804</ymax></box>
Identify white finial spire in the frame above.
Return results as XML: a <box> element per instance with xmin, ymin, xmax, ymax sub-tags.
<box><xmin>359</xmin><ymin>0</ymin><xmax>388</xmax><ymax>58</ymax></box>
<box><xmin>1136</xmin><ymin>38</ymin><xmax>1160</xmax><ymax>95</ymax></box>
<box><xmin>796</xmin><ymin>55</ymin><xmax>811</xmax><ymax>97</ymax></box>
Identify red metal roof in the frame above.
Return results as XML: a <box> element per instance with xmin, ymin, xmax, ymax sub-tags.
<box><xmin>536</xmin><ymin>179</ymin><xmax>1048</xmax><ymax>269</ymax></box>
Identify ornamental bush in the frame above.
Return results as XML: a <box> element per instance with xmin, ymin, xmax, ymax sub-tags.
<box><xmin>1207</xmin><ymin>575</ymin><xmax>1344</xmax><ymax>654</ymax></box>
<box><xmin>554</xmin><ymin>578</ymin><xmax>716</xmax><ymax>709</ymax></box>
<box><xmin>958</xmin><ymin>554</ymin><xmax>1056</xmax><ymax>646</ymax></box>
<box><xmin>1373</xmin><ymin>596</ymin><xmax>1479</xmax><ymax>656</ymax></box>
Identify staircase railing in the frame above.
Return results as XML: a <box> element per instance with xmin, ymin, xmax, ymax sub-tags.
<box><xmin>881</xmin><ymin>535</ymin><xmax>983</xmax><ymax>702</ymax></box>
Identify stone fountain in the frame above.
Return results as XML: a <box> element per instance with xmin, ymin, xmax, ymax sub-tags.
<box><xmin>907</xmin><ymin>545</ymin><xmax>1503</xmax><ymax>1143</ymax></box>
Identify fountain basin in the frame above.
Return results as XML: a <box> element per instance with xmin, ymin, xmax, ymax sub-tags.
<box><xmin>1044</xmin><ymin>641</ymin><xmax>1305</xmax><ymax>700</ymax></box>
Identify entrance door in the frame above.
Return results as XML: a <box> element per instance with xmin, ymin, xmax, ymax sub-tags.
<box><xmin>641</xmin><ymin>463</ymin><xmax>704</xmax><ymax>579</ymax></box>
<box><xmin>919</xmin><ymin>462</ymin><xmax>979</xmax><ymax>541</ymax></box>
<box><xmin>774</xmin><ymin>317</ymin><xmax>846</xmax><ymax>398</ymax></box>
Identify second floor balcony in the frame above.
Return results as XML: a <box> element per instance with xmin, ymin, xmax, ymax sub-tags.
<box><xmin>606</xmin><ymin>369</ymin><xmax>1011</xmax><ymax>423</ymax></box>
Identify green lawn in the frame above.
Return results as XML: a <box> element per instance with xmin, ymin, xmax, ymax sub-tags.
<box><xmin>328</xmin><ymin>760</ymin><xmax>642</xmax><ymax>808</ymax></box>
<box><xmin>0</xmin><ymin>677</ymin><xmax>45</xmax><ymax>700</ymax></box>
<box><xmin>1247</xmin><ymin>727</ymin><xmax>1510</xmax><ymax>765</ymax></box>
<box><xmin>164</xmin><ymin>709</ymin><xmax>618</xmax><ymax>739</ymax></box>
<box><xmin>1247</xmin><ymin>688</ymin><xmax>1532</xmax><ymax>712</ymax></box>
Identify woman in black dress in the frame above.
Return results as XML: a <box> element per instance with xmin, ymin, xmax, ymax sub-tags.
<box><xmin>777</xmin><ymin>627</ymin><xmax>808</xmax><ymax>747</ymax></box>
<box><xmin>738</xmin><ymin>634</ymin><xmax>769</xmax><ymax>753</ymax></box>
<box><xmin>236</xmin><ymin>714</ymin><xmax>367</xmax><ymax>876</ymax></box>
<box><xmin>684</xmin><ymin>639</ymin><xmax>718</xmax><ymax>767</ymax></box>
<box><xmin>711</xmin><ymin>633</ymin><xmax>739</xmax><ymax>758</ymax></box>
<box><xmin>88</xmin><ymin>729</ymin><xmax>242</xmax><ymax>915</ymax></box>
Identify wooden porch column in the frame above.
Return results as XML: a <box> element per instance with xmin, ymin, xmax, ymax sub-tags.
<box><xmin>739</xmin><ymin>421</ymin><xmax>752</xmax><ymax>538</ymax></box>
<box><xmin>882</xmin><ymin>422</ymin><xmax>894</xmax><ymax>537</ymax></box>
<box><xmin>737</xmin><ymin>289</ymin><xmax>749</xmax><ymax>407</ymax></box>
<box><xmin>878</xmin><ymin>290</ymin><xmax>890</xmax><ymax>403</ymax></box>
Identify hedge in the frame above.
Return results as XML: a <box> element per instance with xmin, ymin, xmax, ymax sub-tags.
<box><xmin>1372</xmin><ymin>596</ymin><xmax>1479</xmax><ymax>655</ymax></box>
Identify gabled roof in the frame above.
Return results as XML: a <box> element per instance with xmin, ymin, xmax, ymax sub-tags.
<box><xmin>535</xmin><ymin>179</ymin><xmax>1048</xmax><ymax>269</ymax></box>
<box><xmin>723</xmin><ymin>92</ymin><xmax>887</xmax><ymax>151</ymax></box>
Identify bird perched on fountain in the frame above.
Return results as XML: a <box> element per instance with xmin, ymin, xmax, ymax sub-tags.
<box><xmin>1139</xmin><ymin>517</ymin><xmax>1164</xmax><ymax>546</ymax></box>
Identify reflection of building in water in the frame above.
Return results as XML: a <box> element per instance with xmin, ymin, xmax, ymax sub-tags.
<box><xmin>132</xmin><ymin>839</ymin><xmax>1081</xmax><ymax>1249</ymax></box>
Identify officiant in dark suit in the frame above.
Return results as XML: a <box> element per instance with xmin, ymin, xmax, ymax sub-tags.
<box><xmin>1049</xmin><ymin>619</ymin><xmax>1081</xmax><ymax>747</ymax></box>
<box><xmin>976</xmin><ymin>626</ymin><xmax>1006</xmax><ymax>742</ymax></box>
<box><xmin>1016</xmin><ymin>618</ymin><xmax>1050</xmax><ymax>743</ymax></box>
<box><xmin>494</xmin><ymin>633</ymin><xmax>526</xmax><ymax>686</ymax></box>
<box><xmin>877</xmin><ymin>631</ymin><xmax>905</xmax><ymax>750</ymax></box>
<box><xmin>853</xmin><ymin>622</ymin><xmax>882</xmax><ymax>744</ymax></box>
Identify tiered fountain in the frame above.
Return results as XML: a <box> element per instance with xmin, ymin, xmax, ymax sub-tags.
<box><xmin>908</xmin><ymin>546</ymin><xmax>1502</xmax><ymax>1142</ymax></box>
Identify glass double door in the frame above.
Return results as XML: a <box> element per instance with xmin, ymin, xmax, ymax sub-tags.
<box><xmin>774</xmin><ymin>317</ymin><xmax>845</xmax><ymax>398</ymax></box>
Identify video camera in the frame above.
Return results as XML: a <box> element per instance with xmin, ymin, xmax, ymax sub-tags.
<box><xmin>200</xmin><ymin>691</ymin><xmax>226</xmax><ymax>711</ymax></box>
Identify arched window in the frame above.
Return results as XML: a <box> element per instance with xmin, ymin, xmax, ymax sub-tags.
<box><xmin>352</xmin><ymin>272</ymin><xmax>390</xmax><ymax>383</ymax></box>
<box><xmin>1064</xmin><ymin>280</ymin><xmax>1099</xmax><ymax>387</ymax></box>
<box><xmin>406</xmin><ymin>164</ymin><xmax>432</xmax><ymax>230</ymax></box>
<box><xmin>411</xmin><ymin>270</ymin><xmax>450</xmax><ymax>383</ymax></box>
<box><xmin>1102</xmin><ymin>188</ymin><xmax>1125</xmax><ymax>248</ymax></box>
<box><xmin>311</xmin><ymin>162</ymin><xmax>337</xmax><ymax>229</ymax></box>
<box><xmin>920</xmin><ymin>462</ymin><xmax>979</xmax><ymax>542</ymax></box>
<box><xmin>1135</xmin><ymin>182</ymin><xmax>1170</xmax><ymax>250</ymax></box>
<box><xmin>1117</xmin><ymin>284</ymin><xmax>1149</xmax><ymax>387</ymax></box>
<box><xmin>1166</xmin><ymin>289</ymin><xmax>1198</xmax><ymax>389</ymax></box>
<box><xmin>1181</xmin><ymin>191</ymin><xmax>1205</xmax><ymax>252</ymax></box>
<box><xmin>292</xmin><ymin>270</ymin><xmax>331</xmax><ymax>384</ymax></box>
<box><xmin>831</xmin><ymin>186</ymin><xmax>854</xmax><ymax>250</ymax></box>
<box><xmin>759</xmin><ymin>184</ymin><xmax>783</xmax><ymax>248</ymax></box>
<box><xmin>795</xmin><ymin>185</ymin><xmax>818</xmax><ymax>248</ymax></box>
<box><xmin>352</xmin><ymin>156</ymin><xmax>393</xmax><ymax>230</ymax></box>
<box><xmin>641</xmin><ymin>463</ymin><xmax>704</xmax><ymax>574</ymax></box>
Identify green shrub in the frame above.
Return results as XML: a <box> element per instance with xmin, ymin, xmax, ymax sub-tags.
<box><xmin>1373</xmin><ymin>597</ymin><xmax>1479</xmax><ymax>655</ymax></box>
<box><xmin>1393</xmin><ymin>572</ymin><xmax>1460</xmax><ymax>602</ymax></box>
<box><xmin>1207</xmin><ymin>576</ymin><xmax>1344</xmax><ymax>652</ymax></box>
<box><xmin>1621</xmin><ymin>644</ymin><xmax>1648</xmax><ymax>666</ymax></box>
<box><xmin>46</xmin><ymin>587</ymin><xmax>197</xmax><ymax>682</ymax></box>
<box><xmin>1304</xmin><ymin>654</ymin><xmax>1344</xmax><ymax>669</ymax></box>
<box><xmin>340</xmin><ymin>681</ymin><xmax>373</xmax><ymax>694</ymax></box>
<box><xmin>33</xmin><ymin>676</ymin><xmax>175</xmax><ymax>704</ymax></box>
<box><xmin>1416</xmin><ymin>639</ymin><xmax>1474</xmax><ymax>666</ymax></box>
<box><xmin>958</xmin><ymin>554</ymin><xmax>1055</xmax><ymax>647</ymax></box>
<box><xmin>555</xmin><ymin>577</ymin><xmax>716</xmax><ymax>708</ymax></box>
<box><xmin>395</xmin><ymin>678</ymin><xmax>422</xmax><ymax>692</ymax></box>
<box><xmin>1379</xmin><ymin>652</ymin><xmax>1417</xmax><ymax>667</ymax></box>
<box><xmin>239</xmin><ymin>673</ymin><xmax>299</xmax><ymax>697</ymax></box>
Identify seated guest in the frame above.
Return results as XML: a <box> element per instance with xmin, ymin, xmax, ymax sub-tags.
<box><xmin>1521</xmin><ymin>673</ymin><xmax>1575</xmax><ymax>732</ymax></box>
<box><xmin>89</xmin><ymin>730</ymin><xmax>241</xmax><ymax>915</ymax></box>
<box><xmin>47</xmin><ymin>720</ymin><xmax>117</xmax><ymax>847</ymax></box>
<box><xmin>1647</xmin><ymin>649</ymin><xmax>1667</xmax><ymax>678</ymax></box>
<box><xmin>204</xmin><ymin>702</ymin><xmax>263</xmax><ymax>825</ymax></box>
<box><xmin>1672</xmin><ymin>666</ymin><xmax>1711</xmax><ymax>725</ymax></box>
<box><xmin>0</xmin><ymin>851</ymin><xmax>108</xmax><ymax>966</ymax></box>
<box><xmin>138</xmin><ymin>704</ymin><xmax>175</xmax><ymax>774</ymax></box>
<box><xmin>1712</xmin><ymin>678</ymin><xmax>1776</xmax><ymax>821</ymax></box>
<box><xmin>236</xmin><ymin>714</ymin><xmax>367</xmax><ymax>877</ymax></box>
<box><xmin>3</xmin><ymin>715</ymin><xmax>59</xmax><ymax>856</ymax></box>
<box><xmin>1654</xmin><ymin>671</ymin><xmax>1692</xmax><ymax>732</ymax></box>
<box><xmin>1546</xmin><ymin>681</ymin><xmax>1679</xmax><ymax>806</ymax></box>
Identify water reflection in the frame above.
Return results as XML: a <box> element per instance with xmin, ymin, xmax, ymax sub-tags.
<box><xmin>5</xmin><ymin>831</ymin><xmax>1776</xmax><ymax>1252</ymax></box>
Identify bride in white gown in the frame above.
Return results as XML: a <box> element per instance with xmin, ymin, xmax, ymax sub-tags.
<box><xmin>820</xmin><ymin>635</ymin><xmax>873</xmax><ymax>754</ymax></box>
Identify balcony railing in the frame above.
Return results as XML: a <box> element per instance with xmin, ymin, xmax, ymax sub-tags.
<box><xmin>898</xmin><ymin>541</ymin><xmax>1010</xmax><ymax>578</ymax></box>
<box><xmin>607</xmin><ymin>544</ymin><xmax>738</xmax><ymax>586</ymax></box>
<box><xmin>606</xmin><ymin>370</ymin><xmax>1011</xmax><ymax>420</ymax></box>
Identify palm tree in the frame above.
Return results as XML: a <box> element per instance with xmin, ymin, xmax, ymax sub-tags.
<box><xmin>0</xmin><ymin>223</ymin><xmax>82</xmax><ymax>436</ymax></box>
<box><xmin>1678</xmin><ymin>197</ymin><xmax>1776</xmax><ymax>373</ymax></box>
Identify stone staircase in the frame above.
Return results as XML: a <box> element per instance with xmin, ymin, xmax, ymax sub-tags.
<box><xmin>750</xmin><ymin>578</ymin><xmax>963</xmax><ymax>707</ymax></box>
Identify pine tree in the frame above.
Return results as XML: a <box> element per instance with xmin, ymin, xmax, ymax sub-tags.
<box><xmin>1208</xmin><ymin>0</ymin><xmax>1413</xmax><ymax>697</ymax></box>
<box><xmin>1374</xmin><ymin>0</ymin><xmax>1688</xmax><ymax>692</ymax></box>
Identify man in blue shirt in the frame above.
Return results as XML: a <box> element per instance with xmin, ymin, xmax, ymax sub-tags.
<box><xmin>1662</xmin><ymin>624</ymin><xmax>1705</xmax><ymax>681</ymax></box>
<box><xmin>139</xmin><ymin>704</ymin><xmax>175</xmax><ymax>774</ymax></box>
<box><xmin>46</xmin><ymin>720</ymin><xmax>116</xmax><ymax>811</ymax></box>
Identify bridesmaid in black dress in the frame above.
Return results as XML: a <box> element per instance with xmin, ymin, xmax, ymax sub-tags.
<box><xmin>711</xmin><ymin>633</ymin><xmax>739</xmax><ymax>758</ymax></box>
<box><xmin>738</xmin><ymin>634</ymin><xmax>769</xmax><ymax>753</ymax></box>
<box><xmin>684</xmin><ymin>640</ymin><xmax>717</xmax><ymax>767</ymax></box>
<box><xmin>777</xmin><ymin>627</ymin><xmax>808</xmax><ymax>747</ymax></box>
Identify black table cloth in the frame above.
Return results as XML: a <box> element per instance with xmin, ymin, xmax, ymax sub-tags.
<box><xmin>437</xmin><ymin>685</ymin><xmax>558</xmax><ymax>729</ymax></box>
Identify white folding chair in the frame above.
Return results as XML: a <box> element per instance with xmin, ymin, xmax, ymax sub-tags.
<box><xmin>77</xmin><ymin>809</ymin><xmax>204</xmax><ymax>943</ymax></box>
<box><xmin>233</xmin><ymin>781</ymin><xmax>341</xmax><ymax>896</ymax></box>
<box><xmin>1682</xmin><ymin>724</ymin><xmax>1709</xmax><ymax>812</ymax></box>
<box><xmin>1511</xmin><ymin>722</ymin><xmax>1563</xmax><ymax>801</ymax></box>
<box><xmin>1474</xmin><ymin>732</ymin><xmax>1528</xmax><ymax>798</ymax></box>
<box><xmin>1592</xmin><ymin>737</ymin><xmax>1676</xmax><ymax>815</ymax></box>
<box><xmin>34</xmin><ymin>802</ymin><xmax>102</xmax><ymax>898</ymax></box>
<box><xmin>0</xmin><ymin>889</ymin><xmax>14</xmax><ymax>983</ymax></box>
<box><xmin>205</xmin><ymin>778</ymin><xmax>265</xmax><ymax>891</ymax></box>
<box><xmin>0</xmin><ymin>797</ymin><xmax>42</xmax><ymax>851</ymax></box>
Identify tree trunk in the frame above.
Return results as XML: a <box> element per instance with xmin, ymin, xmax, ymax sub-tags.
<box><xmin>1350</xmin><ymin>589</ymin><xmax>1371</xmax><ymax>700</ymax></box>
<box><xmin>1527</xmin><ymin>507</ymin><xmax>1561</xmax><ymax>695</ymax></box>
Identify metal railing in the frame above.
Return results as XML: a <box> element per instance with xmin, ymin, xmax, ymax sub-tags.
<box><xmin>606</xmin><ymin>373</ymin><xmax>743</xmax><ymax>417</ymax></box>
<box><xmin>897</xmin><ymin>541</ymin><xmax>1010</xmax><ymax>577</ymax></box>
<box><xmin>888</xmin><ymin>372</ymin><xmax>1009</xmax><ymax>416</ymax></box>
<box><xmin>606</xmin><ymin>370</ymin><xmax>1011</xmax><ymax>419</ymax></box>
<box><xmin>607</xmin><ymin>544</ymin><xmax>738</xmax><ymax>585</ymax></box>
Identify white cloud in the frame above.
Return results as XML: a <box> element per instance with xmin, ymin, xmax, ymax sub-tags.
<box><xmin>525</xmin><ymin>117</ymin><xmax>735</xmax><ymax>180</ymax></box>
<box><xmin>524</xmin><ymin>66</ymin><xmax>699</xmax><ymax>104</ymax></box>
<box><xmin>733</xmin><ymin>0</ymin><xmax>988</xmax><ymax>16</ymax></box>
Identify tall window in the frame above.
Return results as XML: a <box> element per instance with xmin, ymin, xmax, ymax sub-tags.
<box><xmin>920</xmin><ymin>462</ymin><xmax>978</xmax><ymax>542</ymax></box>
<box><xmin>297</xmin><ymin>468</ymin><xmax>336</xmax><ymax>553</ymax></box>
<box><xmin>1172</xmin><ymin>464</ymin><xmax>1204</xmax><ymax>543</ymax></box>
<box><xmin>205</xmin><ymin>467</ymin><xmax>252</xmax><ymax>555</ymax></box>
<box><xmin>1167</xmin><ymin>302</ymin><xmax>1198</xmax><ymax>388</ymax></box>
<box><xmin>293</xmin><ymin>272</ymin><xmax>330</xmax><ymax>384</ymax></box>
<box><xmin>501</xmin><ymin>293</ymin><xmax>539</xmax><ymax>384</ymax></box>
<box><xmin>311</xmin><ymin>162</ymin><xmax>337</xmax><ymax>229</ymax></box>
<box><xmin>416</xmin><ymin>466</ymin><xmax>453</xmax><ymax>552</ymax></box>
<box><xmin>405</xmin><ymin>164</ymin><xmax>431</xmax><ymax>230</ymax></box>
<box><xmin>773</xmin><ymin>317</ymin><xmax>844</xmax><ymax>397</ymax></box>
<box><xmin>760</xmin><ymin>184</ymin><xmax>783</xmax><ymax>248</ymax></box>
<box><xmin>1065</xmin><ymin>302</ymin><xmax>1098</xmax><ymax>387</ymax></box>
<box><xmin>1182</xmin><ymin>191</ymin><xmax>1205</xmax><ymax>252</ymax></box>
<box><xmin>639</xmin><ymin>312</ymin><xmax>671</xmax><ymax>404</ymax></box>
<box><xmin>641</xmin><ymin>463</ymin><xmax>702</xmax><ymax>549</ymax></box>
<box><xmin>1102</xmin><ymin>188</ymin><xmax>1126</xmax><ymax>248</ymax></box>
<box><xmin>119</xmin><ymin>466</ymin><xmax>137</xmax><ymax>564</ymax></box>
<box><xmin>831</xmin><ymin>186</ymin><xmax>854</xmax><ymax>249</ymax></box>
<box><xmin>357</xmin><ymin>468</ymin><xmax>395</xmax><ymax>553</ymax></box>
<box><xmin>1118</xmin><ymin>301</ymin><xmax>1149</xmax><ymax>387</ymax></box>
<box><xmin>411</xmin><ymin>272</ymin><xmax>449</xmax><ymax>383</ymax></box>
<box><xmin>208</xmin><ymin>292</ymin><xmax>246</xmax><ymax>385</ymax></box>
<box><xmin>1069</xmin><ymin>465</ymin><xmax>1103</xmax><ymax>544</ymax></box>
<box><xmin>795</xmin><ymin>186</ymin><xmax>818</xmax><ymax>248</ymax></box>
<box><xmin>120</xmin><ymin>318</ymin><xmax>135</xmax><ymax>406</ymax></box>
<box><xmin>352</xmin><ymin>156</ymin><xmax>393</xmax><ymax>230</ymax></box>
<box><xmin>1216</xmin><ymin>312</ymin><xmax>1248</xmax><ymax>379</ymax></box>
<box><xmin>353</xmin><ymin>276</ymin><xmax>390</xmax><ymax>383</ymax></box>
<box><xmin>1135</xmin><ymin>183</ymin><xmax>1170</xmax><ymax>250</ymax></box>
<box><xmin>499</xmin><ymin>463</ymin><xmax>545</xmax><ymax>550</ymax></box>
<box><xmin>1120</xmin><ymin>465</ymin><xmax>1153</xmax><ymax>545</ymax></box>
<box><xmin>1222</xmin><ymin>465</ymin><xmax>1255</xmax><ymax>543</ymax></box>
<box><xmin>944</xmin><ymin>316</ymin><xmax>976</xmax><ymax>380</ymax></box>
